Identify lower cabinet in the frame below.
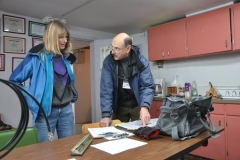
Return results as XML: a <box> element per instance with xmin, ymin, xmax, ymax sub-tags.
<box><xmin>149</xmin><ymin>100</ymin><xmax>163</xmax><ymax>118</ymax></box>
<box><xmin>226</xmin><ymin>104</ymin><xmax>240</xmax><ymax>160</ymax></box>
<box><xmin>191</xmin><ymin>103</ymin><xmax>240</xmax><ymax>160</ymax></box>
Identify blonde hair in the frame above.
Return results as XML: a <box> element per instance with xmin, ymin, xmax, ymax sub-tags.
<box><xmin>43</xmin><ymin>20</ymin><xmax>72</xmax><ymax>54</ymax></box>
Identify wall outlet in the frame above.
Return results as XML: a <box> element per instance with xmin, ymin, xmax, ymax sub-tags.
<box><xmin>157</xmin><ymin>61</ymin><xmax>163</xmax><ymax>68</ymax></box>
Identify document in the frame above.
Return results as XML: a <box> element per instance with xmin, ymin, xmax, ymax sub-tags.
<box><xmin>88</xmin><ymin>126</ymin><xmax>134</xmax><ymax>140</ymax></box>
<box><xmin>91</xmin><ymin>138</ymin><xmax>147</xmax><ymax>154</ymax></box>
<box><xmin>115</xmin><ymin>118</ymin><xmax>158</xmax><ymax>130</ymax></box>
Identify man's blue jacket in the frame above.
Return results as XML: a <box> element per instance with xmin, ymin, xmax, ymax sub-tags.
<box><xmin>100</xmin><ymin>46</ymin><xmax>155</xmax><ymax>118</ymax></box>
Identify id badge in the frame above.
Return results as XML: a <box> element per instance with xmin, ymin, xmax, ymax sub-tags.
<box><xmin>122</xmin><ymin>80</ymin><xmax>130</xmax><ymax>89</ymax></box>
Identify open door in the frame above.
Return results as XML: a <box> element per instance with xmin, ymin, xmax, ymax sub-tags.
<box><xmin>73</xmin><ymin>49</ymin><xmax>91</xmax><ymax>124</ymax></box>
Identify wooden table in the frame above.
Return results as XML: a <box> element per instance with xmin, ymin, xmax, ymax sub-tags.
<box><xmin>2</xmin><ymin>126</ymin><xmax>224</xmax><ymax>160</ymax></box>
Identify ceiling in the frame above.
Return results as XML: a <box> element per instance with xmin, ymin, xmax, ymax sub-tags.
<box><xmin>1</xmin><ymin>0</ymin><xmax>239</xmax><ymax>35</ymax></box>
<box><xmin>0</xmin><ymin>0</ymin><xmax>239</xmax><ymax>50</ymax></box>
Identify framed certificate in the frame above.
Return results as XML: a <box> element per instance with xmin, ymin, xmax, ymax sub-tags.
<box><xmin>12</xmin><ymin>57</ymin><xmax>24</xmax><ymax>72</ymax></box>
<box><xmin>3</xmin><ymin>14</ymin><xmax>26</xmax><ymax>34</ymax></box>
<box><xmin>29</xmin><ymin>21</ymin><xmax>46</xmax><ymax>37</ymax></box>
<box><xmin>32</xmin><ymin>38</ymin><xmax>43</xmax><ymax>47</ymax></box>
<box><xmin>3</xmin><ymin>36</ymin><xmax>26</xmax><ymax>54</ymax></box>
<box><xmin>0</xmin><ymin>54</ymin><xmax>5</xmax><ymax>71</ymax></box>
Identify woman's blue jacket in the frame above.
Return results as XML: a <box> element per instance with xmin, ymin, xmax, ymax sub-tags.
<box><xmin>9</xmin><ymin>44</ymin><xmax>75</xmax><ymax>121</ymax></box>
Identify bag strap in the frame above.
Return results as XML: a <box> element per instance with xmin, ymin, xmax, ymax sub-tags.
<box><xmin>195</xmin><ymin>107</ymin><xmax>219</xmax><ymax>138</ymax></box>
<box><xmin>171</xmin><ymin>107</ymin><xmax>219</xmax><ymax>140</ymax></box>
<box><xmin>171</xmin><ymin>125</ymin><xmax>200</xmax><ymax>141</ymax></box>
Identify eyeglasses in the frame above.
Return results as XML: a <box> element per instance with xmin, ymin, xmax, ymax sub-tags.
<box><xmin>59</xmin><ymin>36</ymin><xmax>69</xmax><ymax>41</ymax></box>
<box><xmin>108</xmin><ymin>45</ymin><xmax>126</xmax><ymax>52</ymax></box>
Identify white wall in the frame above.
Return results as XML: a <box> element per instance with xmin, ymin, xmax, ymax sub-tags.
<box><xmin>0</xmin><ymin>10</ymin><xmax>115</xmax><ymax>127</ymax></box>
<box><xmin>90</xmin><ymin>39</ymin><xmax>112</xmax><ymax>122</ymax></box>
<box><xmin>150</xmin><ymin>52</ymin><xmax>240</xmax><ymax>96</ymax></box>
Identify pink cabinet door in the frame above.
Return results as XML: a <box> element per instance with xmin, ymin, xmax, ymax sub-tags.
<box><xmin>156</xmin><ymin>101</ymin><xmax>162</xmax><ymax>118</ymax></box>
<box><xmin>149</xmin><ymin>101</ymin><xmax>157</xmax><ymax>118</ymax></box>
<box><xmin>232</xmin><ymin>3</ymin><xmax>240</xmax><ymax>50</ymax></box>
<box><xmin>191</xmin><ymin>114</ymin><xmax>226</xmax><ymax>160</ymax></box>
<box><xmin>226</xmin><ymin>116</ymin><xmax>240</xmax><ymax>160</ymax></box>
<box><xmin>187</xmin><ymin>7</ymin><xmax>232</xmax><ymax>56</ymax></box>
<box><xmin>148</xmin><ymin>25</ymin><xmax>166</xmax><ymax>61</ymax></box>
<box><xmin>165</xmin><ymin>19</ymin><xmax>187</xmax><ymax>59</ymax></box>
<box><xmin>149</xmin><ymin>101</ymin><xmax>163</xmax><ymax>118</ymax></box>
<box><xmin>226</xmin><ymin>104</ymin><xmax>240</xmax><ymax>160</ymax></box>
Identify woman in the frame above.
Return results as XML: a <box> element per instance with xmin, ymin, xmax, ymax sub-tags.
<box><xmin>9</xmin><ymin>20</ymin><xmax>78</xmax><ymax>142</ymax></box>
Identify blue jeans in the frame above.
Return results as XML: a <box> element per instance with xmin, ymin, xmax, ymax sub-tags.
<box><xmin>35</xmin><ymin>103</ymin><xmax>74</xmax><ymax>142</ymax></box>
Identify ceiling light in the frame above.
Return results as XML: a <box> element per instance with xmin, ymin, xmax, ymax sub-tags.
<box><xmin>42</xmin><ymin>15</ymin><xmax>67</xmax><ymax>24</ymax></box>
<box><xmin>186</xmin><ymin>1</ymin><xmax>234</xmax><ymax>17</ymax></box>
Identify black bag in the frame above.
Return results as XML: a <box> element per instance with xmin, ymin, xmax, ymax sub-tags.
<box><xmin>156</xmin><ymin>96</ymin><xmax>219</xmax><ymax>140</ymax></box>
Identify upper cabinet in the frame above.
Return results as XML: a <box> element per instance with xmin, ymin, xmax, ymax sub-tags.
<box><xmin>186</xmin><ymin>7</ymin><xmax>232</xmax><ymax>56</ymax></box>
<box><xmin>165</xmin><ymin>19</ymin><xmax>187</xmax><ymax>59</ymax></box>
<box><xmin>232</xmin><ymin>3</ymin><xmax>240</xmax><ymax>50</ymax></box>
<box><xmin>148</xmin><ymin>19</ymin><xmax>187</xmax><ymax>61</ymax></box>
<box><xmin>147</xmin><ymin>4</ymin><xmax>239</xmax><ymax>61</ymax></box>
<box><xmin>148</xmin><ymin>24</ymin><xmax>166</xmax><ymax>61</ymax></box>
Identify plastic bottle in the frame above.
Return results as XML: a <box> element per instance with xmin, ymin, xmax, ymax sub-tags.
<box><xmin>191</xmin><ymin>81</ymin><xmax>198</xmax><ymax>97</ymax></box>
<box><xmin>185</xmin><ymin>82</ymin><xmax>191</xmax><ymax>99</ymax></box>
<box><xmin>172</xmin><ymin>75</ymin><xmax>181</xmax><ymax>94</ymax></box>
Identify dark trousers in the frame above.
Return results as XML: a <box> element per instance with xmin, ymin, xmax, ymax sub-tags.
<box><xmin>112</xmin><ymin>106</ymin><xmax>140</xmax><ymax>122</ymax></box>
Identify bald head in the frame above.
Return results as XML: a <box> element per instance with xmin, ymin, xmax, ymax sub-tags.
<box><xmin>111</xmin><ymin>33</ymin><xmax>132</xmax><ymax>60</ymax></box>
<box><xmin>113</xmin><ymin>33</ymin><xmax>132</xmax><ymax>47</ymax></box>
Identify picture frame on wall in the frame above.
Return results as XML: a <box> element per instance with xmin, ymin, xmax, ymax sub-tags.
<box><xmin>3</xmin><ymin>36</ymin><xmax>26</xmax><ymax>54</ymax></box>
<box><xmin>2</xmin><ymin>14</ymin><xmax>26</xmax><ymax>34</ymax></box>
<box><xmin>28</xmin><ymin>21</ymin><xmax>46</xmax><ymax>37</ymax></box>
<box><xmin>0</xmin><ymin>54</ymin><xmax>5</xmax><ymax>71</ymax></box>
<box><xmin>12</xmin><ymin>57</ymin><xmax>24</xmax><ymax>72</ymax></box>
<box><xmin>32</xmin><ymin>38</ymin><xmax>43</xmax><ymax>47</ymax></box>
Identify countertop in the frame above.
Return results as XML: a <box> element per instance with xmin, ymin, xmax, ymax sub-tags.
<box><xmin>153</xmin><ymin>96</ymin><xmax>240</xmax><ymax>104</ymax></box>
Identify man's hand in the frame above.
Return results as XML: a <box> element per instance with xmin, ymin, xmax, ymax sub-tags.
<box><xmin>100</xmin><ymin>117</ymin><xmax>111</xmax><ymax>127</ymax></box>
<box><xmin>140</xmin><ymin>106</ymin><xmax>151</xmax><ymax>126</ymax></box>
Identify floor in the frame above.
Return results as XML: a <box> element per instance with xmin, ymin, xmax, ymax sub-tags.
<box><xmin>73</xmin><ymin>124</ymin><xmax>212</xmax><ymax>160</ymax></box>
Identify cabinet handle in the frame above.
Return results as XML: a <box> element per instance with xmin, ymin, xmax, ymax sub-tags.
<box><xmin>168</xmin><ymin>50</ymin><xmax>170</xmax><ymax>56</ymax></box>
<box><xmin>225</xmin><ymin>40</ymin><xmax>228</xmax><ymax>47</ymax></box>
<box><xmin>162</xmin><ymin>51</ymin><xmax>164</xmax><ymax>57</ymax></box>
<box><xmin>218</xmin><ymin>120</ymin><xmax>221</xmax><ymax>126</ymax></box>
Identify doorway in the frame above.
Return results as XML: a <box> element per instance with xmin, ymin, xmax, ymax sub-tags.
<box><xmin>71</xmin><ymin>39</ymin><xmax>91</xmax><ymax>124</ymax></box>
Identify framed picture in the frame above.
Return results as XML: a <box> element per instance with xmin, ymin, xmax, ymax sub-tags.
<box><xmin>2</xmin><ymin>14</ymin><xmax>26</xmax><ymax>34</ymax></box>
<box><xmin>12</xmin><ymin>57</ymin><xmax>24</xmax><ymax>72</ymax></box>
<box><xmin>28</xmin><ymin>21</ymin><xmax>46</xmax><ymax>37</ymax></box>
<box><xmin>32</xmin><ymin>38</ymin><xmax>43</xmax><ymax>47</ymax></box>
<box><xmin>0</xmin><ymin>54</ymin><xmax>5</xmax><ymax>71</ymax></box>
<box><xmin>3</xmin><ymin>36</ymin><xmax>26</xmax><ymax>54</ymax></box>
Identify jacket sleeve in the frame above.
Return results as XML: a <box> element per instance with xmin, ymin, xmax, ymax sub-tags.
<box><xmin>100</xmin><ymin>58</ymin><xmax>114</xmax><ymax>118</ymax></box>
<box><xmin>9</xmin><ymin>54</ymin><xmax>33</xmax><ymax>87</ymax></box>
<box><xmin>138</xmin><ymin>57</ymin><xmax>155</xmax><ymax>109</ymax></box>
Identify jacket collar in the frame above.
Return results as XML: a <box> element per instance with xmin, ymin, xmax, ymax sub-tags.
<box><xmin>108</xmin><ymin>45</ymin><xmax>144</xmax><ymax>71</ymax></box>
<box><xmin>28</xmin><ymin>43</ymin><xmax>76</xmax><ymax>64</ymax></box>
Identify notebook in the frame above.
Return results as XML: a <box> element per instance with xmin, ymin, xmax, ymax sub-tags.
<box><xmin>115</xmin><ymin>118</ymin><xmax>158</xmax><ymax>131</ymax></box>
<box><xmin>87</xmin><ymin>126</ymin><xmax>134</xmax><ymax>140</ymax></box>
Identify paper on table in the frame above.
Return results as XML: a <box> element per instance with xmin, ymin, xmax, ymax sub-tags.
<box><xmin>88</xmin><ymin>126</ymin><xmax>134</xmax><ymax>140</ymax></box>
<box><xmin>91</xmin><ymin>138</ymin><xmax>147</xmax><ymax>154</ymax></box>
<box><xmin>115</xmin><ymin>118</ymin><xmax>158</xmax><ymax>130</ymax></box>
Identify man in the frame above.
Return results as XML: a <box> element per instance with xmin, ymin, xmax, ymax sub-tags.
<box><xmin>100</xmin><ymin>33</ymin><xmax>154</xmax><ymax>127</ymax></box>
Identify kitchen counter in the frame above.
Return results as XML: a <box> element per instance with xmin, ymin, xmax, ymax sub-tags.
<box><xmin>153</xmin><ymin>97</ymin><xmax>240</xmax><ymax>104</ymax></box>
